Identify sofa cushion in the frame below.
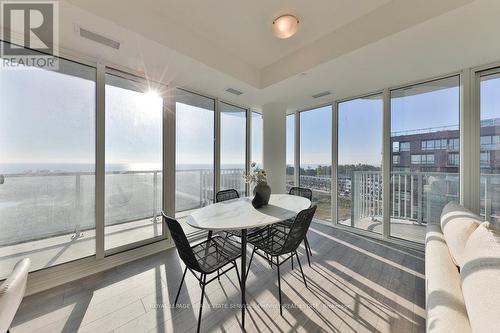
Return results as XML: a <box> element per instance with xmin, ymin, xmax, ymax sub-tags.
<box><xmin>440</xmin><ymin>201</ymin><xmax>481</xmax><ymax>267</ymax></box>
<box><xmin>425</xmin><ymin>224</ymin><xmax>471</xmax><ymax>333</ymax></box>
<box><xmin>461</xmin><ymin>222</ymin><xmax>500</xmax><ymax>333</ymax></box>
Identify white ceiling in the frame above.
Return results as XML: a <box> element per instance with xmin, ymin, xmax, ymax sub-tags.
<box><xmin>143</xmin><ymin>0</ymin><xmax>393</xmax><ymax>70</ymax></box>
<box><xmin>66</xmin><ymin>0</ymin><xmax>391</xmax><ymax>70</ymax></box>
<box><xmin>12</xmin><ymin>0</ymin><xmax>500</xmax><ymax>112</ymax></box>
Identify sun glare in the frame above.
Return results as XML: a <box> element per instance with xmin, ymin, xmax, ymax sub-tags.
<box><xmin>142</xmin><ymin>90</ymin><xmax>163</xmax><ymax>112</ymax></box>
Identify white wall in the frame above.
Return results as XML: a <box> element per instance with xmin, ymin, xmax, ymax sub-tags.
<box><xmin>262</xmin><ymin>103</ymin><xmax>286</xmax><ymax>193</ymax></box>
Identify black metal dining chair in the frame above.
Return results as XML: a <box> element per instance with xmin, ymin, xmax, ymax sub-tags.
<box><xmin>277</xmin><ymin>187</ymin><xmax>314</xmax><ymax>266</ymax></box>
<box><xmin>162</xmin><ymin>212</ymin><xmax>241</xmax><ymax>333</ymax></box>
<box><xmin>216</xmin><ymin>189</ymin><xmax>264</xmax><ymax>238</ymax></box>
<box><xmin>247</xmin><ymin>205</ymin><xmax>317</xmax><ymax>316</ymax></box>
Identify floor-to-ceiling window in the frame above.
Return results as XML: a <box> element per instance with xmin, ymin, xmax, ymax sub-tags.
<box><xmin>250</xmin><ymin>111</ymin><xmax>263</xmax><ymax>194</ymax></box>
<box><xmin>300</xmin><ymin>106</ymin><xmax>332</xmax><ymax>221</ymax></box>
<box><xmin>479</xmin><ymin>70</ymin><xmax>500</xmax><ymax>223</ymax></box>
<box><xmin>220</xmin><ymin>102</ymin><xmax>247</xmax><ymax>195</ymax></box>
<box><xmin>175</xmin><ymin>90</ymin><xmax>215</xmax><ymax>214</ymax></box>
<box><xmin>390</xmin><ymin>76</ymin><xmax>460</xmax><ymax>243</ymax></box>
<box><xmin>251</xmin><ymin>112</ymin><xmax>263</xmax><ymax>168</ymax></box>
<box><xmin>104</xmin><ymin>73</ymin><xmax>164</xmax><ymax>251</ymax></box>
<box><xmin>0</xmin><ymin>43</ymin><xmax>96</xmax><ymax>277</ymax></box>
<box><xmin>338</xmin><ymin>95</ymin><xmax>383</xmax><ymax>233</ymax></box>
<box><xmin>286</xmin><ymin>114</ymin><xmax>295</xmax><ymax>191</ymax></box>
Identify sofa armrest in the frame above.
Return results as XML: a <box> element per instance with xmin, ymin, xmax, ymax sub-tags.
<box><xmin>425</xmin><ymin>224</ymin><xmax>471</xmax><ymax>333</ymax></box>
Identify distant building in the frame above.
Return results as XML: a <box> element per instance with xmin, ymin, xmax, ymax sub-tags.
<box><xmin>391</xmin><ymin>118</ymin><xmax>500</xmax><ymax>173</ymax></box>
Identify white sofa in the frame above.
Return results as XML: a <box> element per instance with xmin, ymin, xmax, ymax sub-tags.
<box><xmin>426</xmin><ymin>202</ymin><xmax>500</xmax><ymax>333</ymax></box>
<box><xmin>0</xmin><ymin>258</ymin><xmax>30</xmax><ymax>333</ymax></box>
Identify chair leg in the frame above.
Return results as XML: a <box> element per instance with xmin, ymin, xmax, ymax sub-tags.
<box><xmin>174</xmin><ymin>267</ymin><xmax>187</xmax><ymax>305</ymax></box>
<box><xmin>247</xmin><ymin>247</ymin><xmax>256</xmax><ymax>276</ymax></box>
<box><xmin>267</xmin><ymin>229</ymin><xmax>273</xmax><ymax>268</ymax></box>
<box><xmin>305</xmin><ymin>236</ymin><xmax>313</xmax><ymax>257</ymax></box>
<box><xmin>295</xmin><ymin>251</ymin><xmax>307</xmax><ymax>288</ymax></box>
<box><xmin>217</xmin><ymin>269</ymin><xmax>220</xmax><ymax>281</ymax></box>
<box><xmin>197</xmin><ymin>274</ymin><xmax>207</xmax><ymax>333</ymax></box>
<box><xmin>234</xmin><ymin>261</ymin><xmax>241</xmax><ymax>288</ymax></box>
<box><xmin>303</xmin><ymin>238</ymin><xmax>311</xmax><ymax>267</ymax></box>
<box><xmin>276</xmin><ymin>256</ymin><xmax>283</xmax><ymax>316</ymax></box>
<box><xmin>266</xmin><ymin>253</ymin><xmax>273</xmax><ymax>268</ymax></box>
<box><xmin>291</xmin><ymin>254</ymin><xmax>294</xmax><ymax>270</ymax></box>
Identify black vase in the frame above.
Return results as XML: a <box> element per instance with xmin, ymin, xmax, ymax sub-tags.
<box><xmin>252</xmin><ymin>182</ymin><xmax>271</xmax><ymax>208</ymax></box>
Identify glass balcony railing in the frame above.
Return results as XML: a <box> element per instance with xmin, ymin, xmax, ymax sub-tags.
<box><xmin>176</xmin><ymin>168</ymin><xmax>246</xmax><ymax>213</ymax></box>
<box><xmin>0</xmin><ymin>170</ymin><xmax>166</xmax><ymax>246</ymax></box>
<box><xmin>298</xmin><ymin>175</ymin><xmax>332</xmax><ymax>221</ymax></box>
<box><xmin>389</xmin><ymin>171</ymin><xmax>459</xmax><ymax>225</ymax></box>
<box><xmin>0</xmin><ymin>168</ymin><xmax>246</xmax><ymax>277</ymax></box>
<box><xmin>480</xmin><ymin>174</ymin><xmax>500</xmax><ymax>223</ymax></box>
<box><xmin>339</xmin><ymin>171</ymin><xmax>461</xmax><ymax>243</ymax></box>
<box><xmin>0</xmin><ymin>168</ymin><xmax>250</xmax><ymax>247</ymax></box>
<box><xmin>3</xmin><ymin>167</ymin><xmax>497</xmax><ymax>276</ymax></box>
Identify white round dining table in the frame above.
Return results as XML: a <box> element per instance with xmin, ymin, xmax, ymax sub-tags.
<box><xmin>186</xmin><ymin>193</ymin><xmax>311</xmax><ymax>328</ymax></box>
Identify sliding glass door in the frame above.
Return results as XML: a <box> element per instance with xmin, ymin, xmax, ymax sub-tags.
<box><xmin>337</xmin><ymin>95</ymin><xmax>383</xmax><ymax>233</ymax></box>
<box><xmin>478</xmin><ymin>69</ymin><xmax>500</xmax><ymax>223</ymax></box>
<box><xmin>300</xmin><ymin>106</ymin><xmax>332</xmax><ymax>221</ymax></box>
<box><xmin>220</xmin><ymin>102</ymin><xmax>247</xmax><ymax>195</ymax></box>
<box><xmin>175</xmin><ymin>90</ymin><xmax>215</xmax><ymax>214</ymax></box>
<box><xmin>0</xmin><ymin>42</ymin><xmax>96</xmax><ymax>277</ymax></box>
<box><xmin>104</xmin><ymin>73</ymin><xmax>164</xmax><ymax>251</ymax></box>
<box><xmin>390</xmin><ymin>76</ymin><xmax>460</xmax><ymax>243</ymax></box>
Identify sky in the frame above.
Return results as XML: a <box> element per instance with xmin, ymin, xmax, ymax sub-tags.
<box><xmin>0</xmin><ymin>63</ymin><xmax>96</xmax><ymax>165</ymax></box>
<box><xmin>287</xmin><ymin>76</ymin><xmax>472</xmax><ymax>167</ymax></box>
<box><xmin>338</xmin><ymin>96</ymin><xmax>383</xmax><ymax>166</ymax></box>
<box><xmin>105</xmin><ymin>79</ymin><xmax>163</xmax><ymax>169</ymax></box>
<box><xmin>299</xmin><ymin>105</ymin><xmax>332</xmax><ymax>166</ymax></box>
<box><xmin>175</xmin><ymin>98</ymin><xmax>263</xmax><ymax>167</ymax></box>
<box><xmin>1</xmin><ymin>64</ymin><xmax>500</xmax><ymax>173</ymax></box>
<box><xmin>481</xmin><ymin>73</ymin><xmax>500</xmax><ymax>120</ymax></box>
<box><xmin>391</xmin><ymin>76</ymin><xmax>460</xmax><ymax>133</ymax></box>
<box><xmin>176</xmin><ymin>102</ymin><xmax>214</xmax><ymax>166</ymax></box>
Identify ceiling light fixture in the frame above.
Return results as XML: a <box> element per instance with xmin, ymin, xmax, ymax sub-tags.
<box><xmin>272</xmin><ymin>14</ymin><xmax>299</xmax><ymax>39</ymax></box>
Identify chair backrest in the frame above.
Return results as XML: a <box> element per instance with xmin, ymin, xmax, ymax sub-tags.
<box><xmin>289</xmin><ymin>187</ymin><xmax>313</xmax><ymax>202</ymax></box>
<box><xmin>161</xmin><ymin>212</ymin><xmax>201</xmax><ymax>272</ymax></box>
<box><xmin>0</xmin><ymin>258</ymin><xmax>30</xmax><ymax>333</ymax></box>
<box><xmin>280</xmin><ymin>205</ymin><xmax>317</xmax><ymax>255</ymax></box>
<box><xmin>216</xmin><ymin>189</ymin><xmax>240</xmax><ymax>203</ymax></box>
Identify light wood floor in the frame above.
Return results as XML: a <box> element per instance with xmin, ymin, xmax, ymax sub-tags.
<box><xmin>10</xmin><ymin>222</ymin><xmax>425</xmax><ymax>333</ymax></box>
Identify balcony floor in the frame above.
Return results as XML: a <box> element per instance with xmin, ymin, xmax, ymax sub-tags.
<box><xmin>0</xmin><ymin>218</ymin><xmax>164</xmax><ymax>278</ymax></box>
<box><xmin>339</xmin><ymin>217</ymin><xmax>426</xmax><ymax>244</ymax></box>
<box><xmin>10</xmin><ymin>223</ymin><xmax>425</xmax><ymax>333</ymax></box>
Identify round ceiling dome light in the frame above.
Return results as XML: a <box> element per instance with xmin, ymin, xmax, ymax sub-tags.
<box><xmin>272</xmin><ymin>14</ymin><xmax>299</xmax><ymax>39</ymax></box>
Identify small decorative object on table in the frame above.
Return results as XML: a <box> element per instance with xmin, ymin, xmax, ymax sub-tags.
<box><xmin>243</xmin><ymin>162</ymin><xmax>271</xmax><ymax>208</ymax></box>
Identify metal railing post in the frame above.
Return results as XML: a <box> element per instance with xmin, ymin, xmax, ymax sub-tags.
<box><xmin>152</xmin><ymin>171</ymin><xmax>158</xmax><ymax>222</ymax></box>
<box><xmin>351</xmin><ymin>172</ymin><xmax>356</xmax><ymax>227</ymax></box>
<box><xmin>397</xmin><ymin>174</ymin><xmax>401</xmax><ymax>218</ymax></box>
<box><xmin>199</xmin><ymin>170</ymin><xmax>203</xmax><ymax>207</ymax></box>
<box><xmin>425</xmin><ymin>184</ymin><xmax>431</xmax><ymax>223</ymax></box>
<box><xmin>417</xmin><ymin>174</ymin><xmax>423</xmax><ymax>224</ymax></box>
<box><xmin>485</xmin><ymin>175</ymin><xmax>492</xmax><ymax>221</ymax></box>
<box><xmin>392</xmin><ymin>173</ymin><xmax>395</xmax><ymax>217</ymax></box>
<box><xmin>71</xmin><ymin>174</ymin><xmax>83</xmax><ymax>240</ymax></box>
<box><xmin>410</xmin><ymin>175</ymin><xmax>415</xmax><ymax>220</ymax></box>
<box><xmin>404</xmin><ymin>174</ymin><xmax>408</xmax><ymax>218</ymax></box>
